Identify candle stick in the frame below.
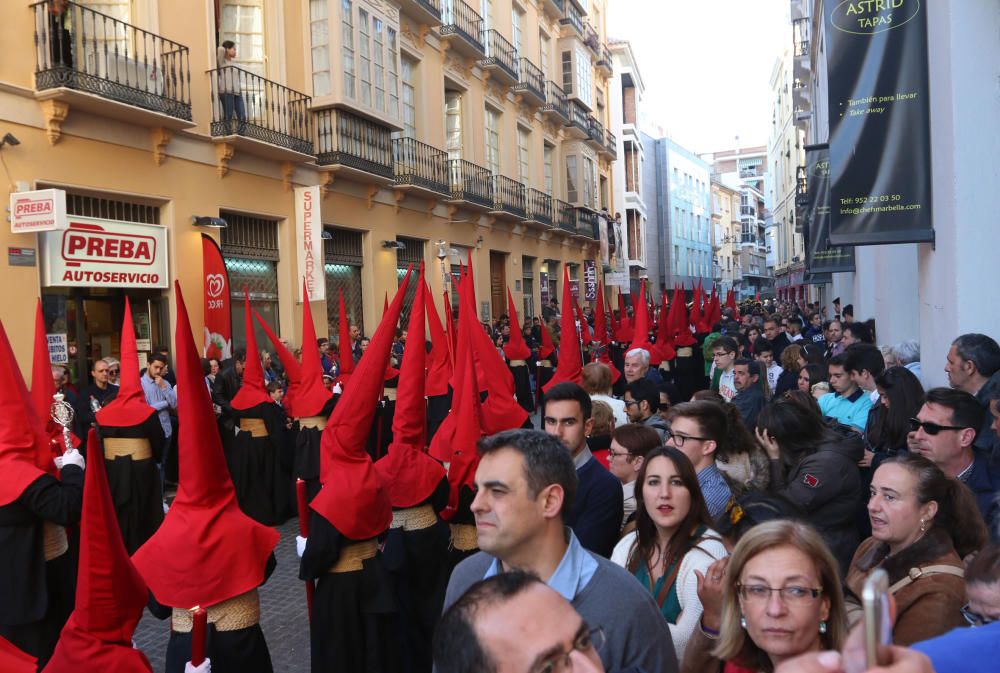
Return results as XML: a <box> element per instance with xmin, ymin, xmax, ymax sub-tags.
<box><xmin>191</xmin><ymin>607</ymin><xmax>207</xmax><ymax>667</ymax></box>
<box><xmin>296</xmin><ymin>479</ymin><xmax>314</xmax><ymax>620</ymax></box>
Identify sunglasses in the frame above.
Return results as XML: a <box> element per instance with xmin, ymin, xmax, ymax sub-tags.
<box><xmin>108</xmin><ymin>369</ymin><xmax>120</xmax><ymax>374</ymax></box>
<box><xmin>908</xmin><ymin>418</ymin><xmax>967</xmax><ymax>435</ymax></box>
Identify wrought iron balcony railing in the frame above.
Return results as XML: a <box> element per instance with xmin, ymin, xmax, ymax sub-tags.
<box><xmin>560</xmin><ymin>3</ymin><xmax>584</xmax><ymax>36</ymax></box>
<box><xmin>555</xmin><ymin>199</ymin><xmax>576</xmax><ymax>234</ymax></box>
<box><xmin>526</xmin><ymin>188</ymin><xmax>554</xmax><ymax>226</ymax></box>
<box><xmin>605</xmin><ymin>129</ymin><xmax>618</xmax><ymax>158</ymax></box>
<box><xmin>209</xmin><ymin>65</ymin><xmax>312</xmax><ymax>154</ymax></box>
<box><xmin>596</xmin><ymin>44</ymin><xmax>613</xmax><ymax>73</ymax></box>
<box><xmin>393</xmin><ymin>137</ymin><xmax>450</xmax><ymax>196</ymax></box>
<box><xmin>587</xmin><ymin>116</ymin><xmax>604</xmax><ymax>144</ymax></box>
<box><xmin>32</xmin><ymin>0</ymin><xmax>192</xmax><ymax>120</ymax></box>
<box><xmin>448</xmin><ymin>158</ymin><xmax>492</xmax><ymax>208</ymax></box>
<box><xmin>583</xmin><ymin>21</ymin><xmax>600</xmax><ymax>53</ymax></box>
<box><xmin>576</xmin><ymin>207</ymin><xmax>598</xmax><ymax>239</ymax></box>
<box><xmin>396</xmin><ymin>0</ymin><xmax>441</xmax><ymax>24</ymax></box>
<box><xmin>480</xmin><ymin>29</ymin><xmax>518</xmax><ymax>82</ymax></box>
<box><xmin>441</xmin><ymin>0</ymin><xmax>485</xmax><ymax>54</ymax></box>
<box><xmin>314</xmin><ymin>109</ymin><xmax>393</xmax><ymax>178</ymax></box>
<box><xmin>490</xmin><ymin>175</ymin><xmax>527</xmax><ymax>218</ymax></box>
<box><xmin>567</xmin><ymin>99</ymin><xmax>589</xmax><ymax>133</ymax></box>
<box><xmin>541</xmin><ymin>81</ymin><xmax>569</xmax><ymax>120</ymax></box>
<box><xmin>514</xmin><ymin>57</ymin><xmax>545</xmax><ymax>104</ymax></box>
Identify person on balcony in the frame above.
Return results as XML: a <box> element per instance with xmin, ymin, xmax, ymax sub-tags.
<box><xmin>216</xmin><ymin>40</ymin><xmax>246</xmax><ymax>133</ymax></box>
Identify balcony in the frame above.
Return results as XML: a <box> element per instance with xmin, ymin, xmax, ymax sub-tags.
<box><xmin>513</xmin><ymin>58</ymin><xmax>545</xmax><ymax>106</ymax></box>
<box><xmin>541</xmin><ymin>0</ymin><xmax>565</xmax><ymax>20</ymax></box>
<box><xmin>596</xmin><ymin>44</ymin><xmax>613</xmax><ymax>77</ymax></box>
<box><xmin>586</xmin><ymin>116</ymin><xmax>604</xmax><ymax>151</ymax></box>
<box><xmin>796</xmin><ymin>165</ymin><xmax>808</xmax><ymax>205</ymax></box>
<box><xmin>479</xmin><ymin>30</ymin><xmax>519</xmax><ymax>86</ymax></box>
<box><xmin>314</xmin><ymin>109</ymin><xmax>394</xmax><ymax>182</ymax></box>
<box><xmin>565</xmin><ymin>99</ymin><xmax>589</xmax><ymax>139</ymax></box>
<box><xmin>396</xmin><ymin>0</ymin><xmax>441</xmax><ymax>27</ymax></box>
<box><xmin>554</xmin><ymin>199</ymin><xmax>576</xmax><ymax>234</ymax></box>
<box><xmin>525</xmin><ymin>188</ymin><xmax>554</xmax><ymax>227</ymax></box>
<box><xmin>447</xmin><ymin>159</ymin><xmax>492</xmax><ymax>210</ymax></box>
<box><xmin>489</xmin><ymin>175</ymin><xmax>527</xmax><ymax>219</ymax></box>
<box><xmin>440</xmin><ymin>0</ymin><xmax>485</xmax><ymax>58</ymax></box>
<box><xmin>793</xmin><ymin>79</ymin><xmax>810</xmax><ymax>109</ymax></box>
<box><xmin>740</xmin><ymin>205</ymin><xmax>757</xmax><ymax>217</ymax></box>
<box><xmin>541</xmin><ymin>81</ymin><xmax>569</xmax><ymax>122</ymax></box>
<box><xmin>603</xmin><ymin>129</ymin><xmax>617</xmax><ymax>160</ymax></box>
<box><xmin>575</xmin><ymin>207</ymin><xmax>599</xmax><ymax>240</ymax></box>
<box><xmin>560</xmin><ymin>3</ymin><xmax>585</xmax><ymax>37</ymax></box>
<box><xmin>32</xmin><ymin>0</ymin><xmax>193</xmax><ymax>131</ymax></box>
<box><xmin>393</xmin><ymin>137</ymin><xmax>450</xmax><ymax>198</ymax></box>
<box><xmin>208</xmin><ymin>66</ymin><xmax>312</xmax><ymax>159</ymax></box>
<box><xmin>583</xmin><ymin>22</ymin><xmax>600</xmax><ymax>55</ymax></box>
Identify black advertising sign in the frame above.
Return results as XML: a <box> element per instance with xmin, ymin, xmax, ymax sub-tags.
<box><xmin>583</xmin><ymin>260</ymin><xmax>597</xmax><ymax>300</ymax></box>
<box><xmin>824</xmin><ymin>0</ymin><xmax>933</xmax><ymax>245</ymax></box>
<box><xmin>805</xmin><ymin>144</ymin><xmax>855</xmax><ymax>274</ymax></box>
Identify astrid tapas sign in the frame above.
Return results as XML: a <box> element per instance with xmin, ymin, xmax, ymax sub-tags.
<box><xmin>39</xmin><ymin>216</ymin><xmax>169</xmax><ymax>289</ymax></box>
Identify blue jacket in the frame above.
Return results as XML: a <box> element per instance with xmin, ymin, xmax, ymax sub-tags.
<box><xmin>965</xmin><ymin>449</ymin><xmax>1000</xmax><ymax>540</ymax></box>
<box><xmin>568</xmin><ymin>457</ymin><xmax>623</xmax><ymax>558</ymax></box>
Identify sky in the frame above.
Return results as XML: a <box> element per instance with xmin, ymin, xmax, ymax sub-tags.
<box><xmin>607</xmin><ymin>0</ymin><xmax>791</xmax><ymax>155</ymax></box>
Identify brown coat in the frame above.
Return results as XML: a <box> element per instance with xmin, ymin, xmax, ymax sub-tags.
<box><xmin>844</xmin><ymin>528</ymin><xmax>967</xmax><ymax>646</ymax></box>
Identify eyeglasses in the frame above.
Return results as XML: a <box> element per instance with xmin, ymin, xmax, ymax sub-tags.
<box><xmin>623</xmin><ymin>399</ymin><xmax>638</xmax><ymax>407</ymax></box>
<box><xmin>108</xmin><ymin>369</ymin><xmax>120</xmax><ymax>375</ymax></box>
<box><xmin>665</xmin><ymin>431</ymin><xmax>709</xmax><ymax>448</ymax></box>
<box><xmin>961</xmin><ymin>603</ymin><xmax>997</xmax><ymax>627</ymax></box>
<box><xmin>908</xmin><ymin>418</ymin><xmax>968</xmax><ymax>435</ymax></box>
<box><xmin>532</xmin><ymin>626</ymin><xmax>605</xmax><ymax>673</ymax></box>
<box><xmin>607</xmin><ymin>449</ymin><xmax>632</xmax><ymax>459</ymax></box>
<box><xmin>737</xmin><ymin>584</ymin><xmax>823</xmax><ymax>605</ymax></box>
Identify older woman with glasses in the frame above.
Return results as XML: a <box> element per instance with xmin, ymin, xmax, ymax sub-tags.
<box><xmin>102</xmin><ymin>357</ymin><xmax>121</xmax><ymax>386</ymax></box>
<box><xmin>680</xmin><ymin>520</ymin><xmax>847</xmax><ymax>673</ymax></box>
<box><xmin>845</xmin><ymin>454</ymin><xmax>988</xmax><ymax>645</ymax></box>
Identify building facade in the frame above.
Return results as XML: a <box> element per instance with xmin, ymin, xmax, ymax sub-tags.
<box><xmin>0</xmin><ymin>0</ymin><xmax>617</xmax><ymax>380</ymax></box>
<box><xmin>710</xmin><ymin>179</ymin><xmax>741</xmax><ymax>295</ymax></box>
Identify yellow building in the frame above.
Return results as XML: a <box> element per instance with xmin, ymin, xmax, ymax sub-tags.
<box><xmin>0</xmin><ymin>0</ymin><xmax>616</xmax><ymax>382</ymax></box>
<box><xmin>710</xmin><ymin>179</ymin><xmax>741</xmax><ymax>293</ymax></box>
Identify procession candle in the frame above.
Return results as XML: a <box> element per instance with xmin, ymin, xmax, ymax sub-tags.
<box><xmin>191</xmin><ymin>607</ymin><xmax>207</xmax><ymax>666</ymax></box>
<box><xmin>295</xmin><ymin>479</ymin><xmax>315</xmax><ymax>620</ymax></box>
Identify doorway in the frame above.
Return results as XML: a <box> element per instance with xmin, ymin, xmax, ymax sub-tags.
<box><xmin>489</xmin><ymin>250</ymin><xmax>507</xmax><ymax>322</ymax></box>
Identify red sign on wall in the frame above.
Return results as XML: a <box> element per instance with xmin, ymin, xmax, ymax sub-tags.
<box><xmin>202</xmin><ymin>234</ymin><xmax>232</xmax><ymax>361</ymax></box>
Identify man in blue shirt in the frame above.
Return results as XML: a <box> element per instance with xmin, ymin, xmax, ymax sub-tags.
<box><xmin>818</xmin><ymin>354</ymin><xmax>873</xmax><ymax>431</ymax></box>
<box><xmin>140</xmin><ymin>353</ymin><xmax>177</xmax><ymax>442</ymax></box>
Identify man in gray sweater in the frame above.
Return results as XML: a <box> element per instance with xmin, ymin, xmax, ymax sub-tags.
<box><xmin>441</xmin><ymin>429</ymin><xmax>677</xmax><ymax>673</ymax></box>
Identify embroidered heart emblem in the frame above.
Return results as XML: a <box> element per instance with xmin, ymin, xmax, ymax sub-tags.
<box><xmin>206</xmin><ymin>273</ymin><xmax>225</xmax><ymax>298</ymax></box>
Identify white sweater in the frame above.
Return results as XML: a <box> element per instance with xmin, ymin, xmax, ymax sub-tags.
<box><xmin>611</xmin><ymin>528</ymin><xmax>729</xmax><ymax>662</ymax></box>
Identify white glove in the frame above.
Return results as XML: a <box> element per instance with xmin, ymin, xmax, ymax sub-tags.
<box><xmin>296</xmin><ymin>535</ymin><xmax>307</xmax><ymax>558</ymax></box>
<box><xmin>58</xmin><ymin>449</ymin><xmax>85</xmax><ymax>471</ymax></box>
<box><xmin>332</xmin><ymin>382</ymin><xmax>343</xmax><ymax>395</ymax></box>
<box><xmin>184</xmin><ymin>659</ymin><xmax>211</xmax><ymax>673</ymax></box>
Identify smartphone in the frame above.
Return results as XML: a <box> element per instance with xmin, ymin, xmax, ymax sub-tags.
<box><xmin>862</xmin><ymin>568</ymin><xmax>892</xmax><ymax>667</ymax></box>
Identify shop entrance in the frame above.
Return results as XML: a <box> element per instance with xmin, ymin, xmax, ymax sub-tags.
<box><xmin>41</xmin><ymin>288</ymin><xmax>168</xmax><ymax>389</ymax></box>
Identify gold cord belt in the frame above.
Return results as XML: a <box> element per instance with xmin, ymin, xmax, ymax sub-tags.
<box><xmin>382</xmin><ymin>388</ymin><xmax>398</xmax><ymax>401</ymax></box>
<box><xmin>449</xmin><ymin>523</ymin><xmax>478</xmax><ymax>551</ymax></box>
<box><xmin>537</xmin><ymin>360</ymin><xmax>552</xmax><ymax>367</ymax></box>
<box><xmin>390</xmin><ymin>504</ymin><xmax>437</xmax><ymax>531</ymax></box>
<box><xmin>238</xmin><ymin>418</ymin><xmax>269</xmax><ymax>438</ymax></box>
<box><xmin>43</xmin><ymin>521</ymin><xmax>68</xmax><ymax>561</ymax></box>
<box><xmin>172</xmin><ymin>590</ymin><xmax>260</xmax><ymax>633</ymax></box>
<box><xmin>676</xmin><ymin>347</ymin><xmax>694</xmax><ymax>357</ymax></box>
<box><xmin>298</xmin><ymin>415</ymin><xmax>327</xmax><ymax>430</ymax></box>
<box><xmin>508</xmin><ymin>359</ymin><xmax>527</xmax><ymax>366</ymax></box>
<box><xmin>328</xmin><ymin>539</ymin><xmax>378</xmax><ymax>573</ymax></box>
<box><xmin>103</xmin><ymin>437</ymin><xmax>153</xmax><ymax>461</ymax></box>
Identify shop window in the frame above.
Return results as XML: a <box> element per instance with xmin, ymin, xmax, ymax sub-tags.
<box><xmin>395</xmin><ymin>237</ymin><xmax>423</xmax><ymax>325</ymax></box>
<box><xmin>325</xmin><ymin>226</ymin><xmax>364</xmax><ymax>337</ymax></box>
<box><xmin>221</xmin><ymin>211</ymin><xmax>280</xmax><ymax>352</ymax></box>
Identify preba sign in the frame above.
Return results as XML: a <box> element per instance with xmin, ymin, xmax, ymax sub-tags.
<box><xmin>10</xmin><ymin>188</ymin><xmax>67</xmax><ymax>233</ymax></box>
<box><xmin>40</xmin><ymin>216</ymin><xmax>169</xmax><ymax>289</ymax></box>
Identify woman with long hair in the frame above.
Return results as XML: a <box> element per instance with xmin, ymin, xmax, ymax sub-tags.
<box><xmin>772</xmin><ymin>344</ymin><xmax>803</xmax><ymax>398</ymax></box>
<box><xmin>797</xmin><ymin>363</ymin><xmax>828</xmax><ymax>397</ymax></box>
<box><xmin>866</xmin><ymin>366</ymin><xmax>925</xmax><ymax>470</ymax></box>
<box><xmin>611</xmin><ymin>447</ymin><xmax>728</xmax><ymax>659</ymax></box>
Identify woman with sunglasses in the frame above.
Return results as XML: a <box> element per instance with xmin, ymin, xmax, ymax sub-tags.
<box><xmin>864</xmin><ymin>365</ymin><xmax>924</xmax><ymax>470</ymax></box>
<box><xmin>611</xmin><ymin>447</ymin><xmax>728</xmax><ymax>661</ymax></box>
<box><xmin>845</xmin><ymin>454</ymin><xmax>987</xmax><ymax>644</ymax></box>
<box><xmin>680</xmin><ymin>520</ymin><xmax>847</xmax><ymax>673</ymax></box>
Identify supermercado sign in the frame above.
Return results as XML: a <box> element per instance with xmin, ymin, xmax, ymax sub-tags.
<box><xmin>39</xmin><ymin>216</ymin><xmax>169</xmax><ymax>289</ymax></box>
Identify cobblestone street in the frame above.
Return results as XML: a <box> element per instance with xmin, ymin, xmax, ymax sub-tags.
<box><xmin>133</xmin><ymin>518</ymin><xmax>310</xmax><ymax>673</ymax></box>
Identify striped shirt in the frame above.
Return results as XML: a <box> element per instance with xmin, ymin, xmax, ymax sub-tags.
<box><xmin>697</xmin><ymin>463</ymin><xmax>732</xmax><ymax>520</ymax></box>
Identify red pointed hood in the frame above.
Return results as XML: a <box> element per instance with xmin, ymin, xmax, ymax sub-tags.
<box><xmin>424</xmin><ymin>281</ymin><xmax>452</xmax><ymax>397</ymax></box>
<box><xmin>231</xmin><ymin>291</ymin><xmax>271</xmax><ymax>410</ymax></box>
<box><xmin>30</xmin><ymin>300</ymin><xmax>67</xmax><ymax>472</ymax></box>
<box><xmin>503</xmin><ymin>288</ymin><xmax>531</xmax><ymax>361</ymax></box>
<box><xmin>0</xmin><ymin>637</ymin><xmax>35</xmax><ymax>673</ymax></box>
<box><xmin>441</xmin><ymin>335</ymin><xmax>484</xmax><ymax>521</ymax></box>
<box><xmin>654</xmin><ymin>290</ymin><xmax>676</xmax><ymax>363</ymax></box>
<box><xmin>691</xmin><ymin>282</ymin><xmax>706</xmax><ymax>333</ymax></box>
<box><xmin>629</xmin><ymin>279</ymin><xmax>656</xmax><ymax>358</ymax></box>
<box><xmin>96</xmin><ymin>298</ymin><xmax>156</xmax><ymax>428</ymax></box>
<box><xmin>707</xmin><ymin>287</ymin><xmax>722</xmax><ymax>328</ymax></box>
<box><xmin>131</xmin><ymin>283</ymin><xmax>278</xmax><ymax>609</ymax></box>
<box><xmin>375</xmin><ymin>266</ymin><xmax>446</xmax><ymax>508</ymax></box>
<box><xmin>253</xmin><ymin>309</ymin><xmax>302</xmax><ymax>417</ymax></box>
<box><xmin>543</xmin><ymin>267</ymin><xmax>583</xmax><ymax>392</ymax></box>
<box><xmin>726</xmin><ymin>289</ymin><xmax>740</xmax><ymax>320</ymax></box>
<box><xmin>616</xmin><ymin>290</ymin><xmax>634</xmax><ymax>343</ymax></box>
<box><xmin>272</xmin><ymin>282</ymin><xmax>330</xmax><ymax>418</ymax></box>
<box><xmin>670</xmin><ymin>285</ymin><xmax>697</xmax><ymax>347</ymax></box>
<box><xmin>46</xmin><ymin>428</ymin><xmax>152</xmax><ymax>673</ymax></box>
<box><xmin>538</xmin><ymin>316</ymin><xmax>555</xmax><ymax>360</ymax></box>
<box><xmin>443</xmin><ymin>290</ymin><xmax>457</xmax><ymax>355</ymax></box>
<box><xmin>0</xmin><ymin>317</ymin><xmax>49</xmax><ymax>507</ymax></box>
<box><xmin>310</xmin><ymin>271</ymin><xmax>411</xmax><ymax>539</ymax></box>
<box><xmin>593</xmin><ymin>284</ymin><xmax>608</xmax><ymax>345</ymax></box>
<box><xmin>337</xmin><ymin>290</ymin><xmax>355</xmax><ymax>379</ymax></box>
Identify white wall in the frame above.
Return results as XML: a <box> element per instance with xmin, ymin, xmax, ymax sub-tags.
<box><xmin>852</xmin><ymin>244</ymin><xmax>919</xmax><ymax>348</ymax></box>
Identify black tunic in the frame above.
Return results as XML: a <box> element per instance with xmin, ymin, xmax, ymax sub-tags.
<box><xmin>381</xmin><ymin>479</ymin><xmax>450</xmax><ymax>673</ymax></box>
<box><xmin>149</xmin><ymin>554</ymin><xmax>277</xmax><ymax>673</ymax></box>
<box><xmin>0</xmin><ymin>466</ymin><xmax>84</xmax><ymax>669</ymax></box>
<box><xmin>299</xmin><ymin>514</ymin><xmax>400</xmax><ymax>673</ymax></box>
<box><xmin>292</xmin><ymin>397</ymin><xmax>336</xmax><ymax>504</ymax></box>
<box><xmin>425</xmin><ymin>389</ymin><xmax>452</xmax><ymax>444</ymax></box>
<box><xmin>97</xmin><ymin>414</ymin><xmax>166</xmax><ymax>555</ymax></box>
<box><xmin>229</xmin><ymin>403</ymin><xmax>292</xmax><ymax>526</ymax></box>
<box><xmin>509</xmin><ymin>363</ymin><xmax>535</xmax><ymax>414</ymax></box>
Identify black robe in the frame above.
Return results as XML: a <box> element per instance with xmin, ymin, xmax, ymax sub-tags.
<box><xmin>425</xmin><ymin>388</ymin><xmax>452</xmax><ymax>444</ymax></box>
<box><xmin>366</xmin><ymin>379</ymin><xmax>397</xmax><ymax>462</ymax></box>
<box><xmin>299</xmin><ymin>514</ymin><xmax>400</xmax><ymax>673</ymax></box>
<box><xmin>97</xmin><ymin>414</ymin><xmax>166</xmax><ymax>554</ymax></box>
<box><xmin>381</xmin><ymin>479</ymin><xmax>450</xmax><ymax>673</ymax></box>
<box><xmin>292</xmin><ymin>396</ymin><xmax>337</xmax><ymax>504</ymax></box>
<box><xmin>149</xmin><ymin>554</ymin><xmax>277</xmax><ymax>673</ymax></box>
<box><xmin>228</xmin><ymin>403</ymin><xmax>291</xmax><ymax>526</ymax></box>
<box><xmin>509</xmin><ymin>363</ymin><xmax>535</xmax><ymax>413</ymax></box>
<box><xmin>0</xmin><ymin>466</ymin><xmax>84</xmax><ymax>669</ymax></box>
<box><xmin>447</xmin><ymin>485</ymin><xmax>479</xmax><ymax>572</ymax></box>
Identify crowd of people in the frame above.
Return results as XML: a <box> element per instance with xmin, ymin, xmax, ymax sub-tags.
<box><xmin>1</xmin><ymin>270</ymin><xmax>999</xmax><ymax>673</ymax></box>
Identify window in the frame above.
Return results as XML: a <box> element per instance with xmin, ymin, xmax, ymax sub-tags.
<box><xmin>387</xmin><ymin>28</ymin><xmax>399</xmax><ymax>117</ymax></box>
<box><xmin>673</xmin><ymin>245</ymin><xmax>679</xmax><ymax>270</ymax></box>
<box><xmin>566</xmin><ymin>155</ymin><xmax>578</xmax><ymax>202</ymax></box>
<box><xmin>512</xmin><ymin>7</ymin><xmax>524</xmax><ymax>54</ymax></box>
<box><xmin>399</xmin><ymin>56</ymin><xmax>415</xmax><ymax>138</ymax></box>
<box><xmin>373</xmin><ymin>17</ymin><xmax>385</xmax><ymax>112</ymax></box>
<box><xmin>543</xmin><ymin>143</ymin><xmax>554</xmax><ymax>195</ymax></box>
<box><xmin>539</xmin><ymin>31</ymin><xmax>550</xmax><ymax>79</ymax></box>
<box><xmin>583</xmin><ymin>156</ymin><xmax>596</xmax><ymax>208</ymax></box>
<box><xmin>358</xmin><ymin>8</ymin><xmax>371</xmax><ymax>106</ymax></box>
<box><xmin>310</xmin><ymin>0</ymin><xmax>331</xmax><ymax>96</ymax></box>
<box><xmin>627</xmin><ymin>209</ymin><xmax>642</xmax><ymax>261</ymax></box>
<box><xmin>517</xmin><ymin>126</ymin><xmax>530</xmax><ymax>185</ymax></box>
<box><xmin>599</xmin><ymin>175</ymin><xmax>608</xmax><ymax>211</ymax></box>
<box><xmin>480</xmin><ymin>0</ymin><xmax>493</xmax><ymax>30</ymax></box>
<box><xmin>561</xmin><ymin>51</ymin><xmax>573</xmax><ymax>94</ymax></box>
<box><xmin>485</xmin><ymin>106</ymin><xmax>501</xmax><ymax>174</ymax></box>
<box><xmin>341</xmin><ymin>0</ymin><xmax>354</xmax><ymax>98</ymax></box>
<box><xmin>445</xmin><ymin>90</ymin><xmax>463</xmax><ymax>159</ymax></box>
<box><xmin>575</xmin><ymin>47</ymin><xmax>592</xmax><ymax>106</ymax></box>
<box><xmin>221</xmin><ymin>0</ymin><xmax>265</xmax><ymax>76</ymax></box>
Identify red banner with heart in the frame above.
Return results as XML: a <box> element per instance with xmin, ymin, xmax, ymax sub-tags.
<box><xmin>202</xmin><ymin>233</ymin><xmax>232</xmax><ymax>361</ymax></box>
